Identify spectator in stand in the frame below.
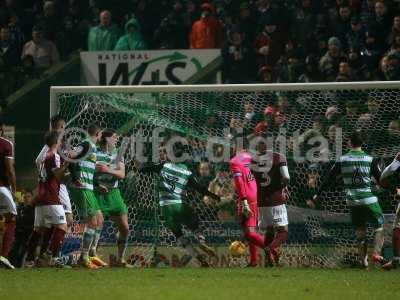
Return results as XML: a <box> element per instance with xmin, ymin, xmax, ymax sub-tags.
<box><xmin>183</xmin><ymin>0</ymin><xmax>200</xmax><ymax>30</ymax></box>
<box><xmin>88</xmin><ymin>10</ymin><xmax>120</xmax><ymax>51</ymax></box>
<box><xmin>298</xmin><ymin>54</ymin><xmax>322</xmax><ymax>82</ymax></box>
<box><xmin>257</xmin><ymin>64</ymin><xmax>275</xmax><ymax>83</ymax></box>
<box><xmin>347</xmin><ymin>45</ymin><xmax>371</xmax><ymax>80</ymax></box>
<box><xmin>319</xmin><ymin>37</ymin><xmax>346</xmax><ymax>81</ymax></box>
<box><xmin>38</xmin><ymin>1</ymin><xmax>63</xmax><ymax>43</ymax></box>
<box><xmin>371</xmin><ymin>1</ymin><xmax>392</xmax><ymax>45</ymax></box>
<box><xmin>255</xmin><ymin>0</ymin><xmax>276</xmax><ymax>30</ymax></box>
<box><xmin>360</xmin><ymin>0</ymin><xmax>377</xmax><ymax>26</ymax></box>
<box><xmin>154</xmin><ymin>1</ymin><xmax>189</xmax><ymax>49</ymax></box>
<box><xmin>289</xmin><ymin>0</ymin><xmax>316</xmax><ymax>49</ymax></box>
<box><xmin>21</xmin><ymin>25</ymin><xmax>59</xmax><ymax>71</ymax></box>
<box><xmin>237</xmin><ymin>2</ymin><xmax>257</xmax><ymax>45</ymax></box>
<box><xmin>115</xmin><ymin>17</ymin><xmax>146</xmax><ymax>50</ymax></box>
<box><xmin>222</xmin><ymin>27</ymin><xmax>255</xmax><ymax>83</ymax></box>
<box><xmin>336</xmin><ymin>61</ymin><xmax>355</xmax><ymax>81</ymax></box>
<box><xmin>8</xmin><ymin>13</ymin><xmax>24</xmax><ymax>54</ymax></box>
<box><xmin>346</xmin><ymin>16</ymin><xmax>365</xmax><ymax>50</ymax></box>
<box><xmin>383</xmin><ymin>51</ymin><xmax>400</xmax><ymax>80</ymax></box>
<box><xmin>277</xmin><ymin>45</ymin><xmax>304</xmax><ymax>83</ymax></box>
<box><xmin>0</xmin><ymin>26</ymin><xmax>18</xmax><ymax>102</ymax></box>
<box><xmin>333</xmin><ymin>4</ymin><xmax>353</xmax><ymax>45</ymax></box>
<box><xmin>190</xmin><ymin>2</ymin><xmax>223</xmax><ymax>49</ymax></box>
<box><xmin>63</xmin><ymin>1</ymin><xmax>90</xmax><ymax>54</ymax></box>
<box><xmin>197</xmin><ymin>161</ymin><xmax>213</xmax><ymax>188</ymax></box>
<box><xmin>388</xmin><ymin>15</ymin><xmax>400</xmax><ymax>45</ymax></box>
<box><xmin>254</xmin><ymin>14</ymin><xmax>284</xmax><ymax>69</ymax></box>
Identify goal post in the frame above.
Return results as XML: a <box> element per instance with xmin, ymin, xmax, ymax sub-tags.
<box><xmin>50</xmin><ymin>82</ymin><xmax>400</xmax><ymax>267</ymax></box>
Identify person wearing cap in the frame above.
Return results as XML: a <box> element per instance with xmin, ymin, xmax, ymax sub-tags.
<box><xmin>88</xmin><ymin>10</ymin><xmax>120</xmax><ymax>51</ymax></box>
<box><xmin>346</xmin><ymin>16</ymin><xmax>365</xmax><ymax>50</ymax></box>
<box><xmin>319</xmin><ymin>36</ymin><xmax>346</xmax><ymax>81</ymax></box>
<box><xmin>21</xmin><ymin>25</ymin><xmax>59</xmax><ymax>70</ymax></box>
<box><xmin>189</xmin><ymin>2</ymin><xmax>223</xmax><ymax>49</ymax></box>
<box><xmin>289</xmin><ymin>0</ymin><xmax>316</xmax><ymax>48</ymax></box>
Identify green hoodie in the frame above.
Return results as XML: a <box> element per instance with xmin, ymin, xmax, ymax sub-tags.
<box><xmin>88</xmin><ymin>23</ymin><xmax>121</xmax><ymax>51</ymax></box>
<box><xmin>114</xmin><ymin>17</ymin><xmax>147</xmax><ymax>51</ymax></box>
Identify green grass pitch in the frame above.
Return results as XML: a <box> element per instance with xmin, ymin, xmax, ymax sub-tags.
<box><xmin>1</xmin><ymin>268</ymin><xmax>400</xmax><ymax>300</ymax></box>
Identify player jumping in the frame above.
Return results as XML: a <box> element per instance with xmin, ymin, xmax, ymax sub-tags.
<box><xmin>379</xmin><ymin>153</ymin><xmax>400</xmax><ymax>270</ymax></box>
<box><xmin>94</xmin><ymin>129</ymin><xmax>131</xmax><ymax>267</ymax></box>
<box><xmin>139</xmin><ymin>140</ymin><xmax>219</xmax><ymax>267</ymax></box>
<box><xmin>69</xmin><ymin>124</ymin><xmax>105</xmax><ymax>269</ymax></box>
<box><xmin>230</xmin><ymin>135</ymin><xmax>267</xmax><ymax>267</ymax></box>
<box><xmin>308</xmin><ymin>131</ymin><xmax>385</xmax><ymax>268</ymax></box>
<box><xmin>0</xmin><ymin>118</ymin><xmax>17</xmax><ymax>269</ymax></box>
<box><xmin>253</xmin><ymin>144</ymin><xmax>290</xmax><ymax>267</ymax></box>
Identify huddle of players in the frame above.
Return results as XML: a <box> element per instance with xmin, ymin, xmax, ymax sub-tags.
<box><xmin>0</xmin><ymin>116</ymin><xmax>131</xmax><ymax>269</ymax></box>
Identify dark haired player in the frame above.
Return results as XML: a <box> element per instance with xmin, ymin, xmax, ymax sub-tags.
<box><xmin>308</xmin><ymin>131</ymin><xmax>385</xmax><ymax>268</ymax></box>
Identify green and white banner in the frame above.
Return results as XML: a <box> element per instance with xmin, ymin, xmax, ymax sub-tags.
<box><xmin>80</xmin><ymin>49</ymin><xmax>221</xmax><ymax>85</ymax></box>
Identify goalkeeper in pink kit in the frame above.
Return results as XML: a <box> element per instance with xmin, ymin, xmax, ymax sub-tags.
<box><xmin>230</xmin><ymin>147</ymin><xmax>265</xmax><ymax>266</ymax></box>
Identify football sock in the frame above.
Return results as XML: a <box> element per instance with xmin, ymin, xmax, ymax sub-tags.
<box><xmin>1</xmin><ymin>221</ymin><xmax>16</xmax><ymax>257</ymax></box>
<box><xmin>264</xmin><ymin>227</ymin><xmax>275</xmax><ymax>247</ymax></box>
<box><xmin>40</xmin><ymin>227</ymin><xmax>54</xmax><ymax>256</ymax></box>
<box><xmin>249</xmin><ymin>243</ymin><xmax>259</xmax><ymax>265</ymax></box>
<box><xmin>50</xmin><ymin>228</ymin><xmax>66</xmax><ymax>257</ymax></box>
<box><xmin>90</xmin><ymin>227</ymin><xmax>103</xmax><ymax>257</ymax></box>
<box><xmin>270</xmin><ymin>229</ymin><xmax>288</xmax><ymax>252</ymax></box>
<box><xmin>244</xmin><ymin>231</ymin><xmax>265</xmax><ymax>248</ymax></box>
<box><xmin>117</xmin><ymin>235</ymin><xmax>129</xmax><ymax>261</ymax></box>
<box><xmin>81</xmin><ymin>228</ymin><xmax>96</xmax><ymax>260</ymax></box>
<box><xmin>26</xmin><ymin>230</ymin><xmax>41</xmax><ymax>261</ymax></box>
<box><xmin>373</xmin><ymin>228</ymin><xmax>384</xmax><ymax>255</ymax></box>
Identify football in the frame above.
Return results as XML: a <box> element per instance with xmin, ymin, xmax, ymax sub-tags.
<box><xmin>228</xmin><ymin>241</ymin><xmax>247</xmax><ymax>257</ymax></box>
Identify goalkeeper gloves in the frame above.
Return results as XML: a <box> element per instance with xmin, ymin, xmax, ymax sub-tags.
<box><xmin>242</xmin><ymin>199</ymin><xmax>253</xmax><ymax>219</ymax></box>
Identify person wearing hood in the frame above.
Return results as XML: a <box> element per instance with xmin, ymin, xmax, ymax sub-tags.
<box><xmin>114</xmin><ymin>17</ymin><xmax>147</xmax><ymax>50</ymax></box>
<box><xmin>88</xmin><ymin>10</ymin><xmax>120</xmax><ymax>51</ymax></box>
<box><xmin>190</xmin><ymin>2</ymin><xmax>223</xmax><ymax>49</ymax></box>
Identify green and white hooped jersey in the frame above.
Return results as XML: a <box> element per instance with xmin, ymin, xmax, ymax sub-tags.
<box><xmin>77</xmin><ymin>139</ymin><xmax>97</xmax><ymax>190</ymax></box>
<box><xmin>95</xmin><ymin>147</ymin><xmax>121</xmax><ymax>188</ymax></box>
<box><xmin>340</xmin><ymin>150</ymin><xmax>378</xmax><ymax>206</ymax></box>
<box><xmin>159</xmin><ymin>163</ymin><xmax>192</xmax><ymax>206</ymax></box>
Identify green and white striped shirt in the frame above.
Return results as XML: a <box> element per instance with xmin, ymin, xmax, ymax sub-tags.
<box><xmin>159</xmin><ymin>162</ymin><xmax>192</xmax><ymax>206</ymax></box>
<box><xmin>76</xmin><ymin>139</ymin><xmax>97</xmax><ymax>190</ymax></box>
<box><xmin>339</xmin><ymin>150</ymin><xmax>378</xmax><ymax>206</ymax></box>
<box><xmin>95</xmin><ymin>147</ymin><xmax>121</xmax><ymax>189</ymax></box>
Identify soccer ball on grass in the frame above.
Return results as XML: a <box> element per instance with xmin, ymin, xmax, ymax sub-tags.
<box><xmin>229</xmin><ymin>241</ymin><xmax>247</xmax><ymax>257</ymax></box>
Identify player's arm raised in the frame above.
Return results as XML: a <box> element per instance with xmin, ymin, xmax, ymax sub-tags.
<box><xmin>380</xmin><ymin>153</ymin><xmax>400</xmax><ymax>187</ymax></box>
<box><xmin>307</xmin><ymin>162</ymin><xmax>341</xmax><ymax>209</ymax></box>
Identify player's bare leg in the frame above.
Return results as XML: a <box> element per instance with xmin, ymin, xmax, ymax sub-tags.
<box><xmin>356</xmin><ymin>228</ymin><xmax>368</xmax><ymax>268</ymax></box>
<box><xmin>65</xmin><ymin>213</ymin><xmax>73</xmax><ymax>228</ymax></box>
<box><xmin>0</xmin><ymin>213</ymin><xmax>16</xmax><ymax>269</ymax></box>
<box><xmin>110</xmin><ymin>214</ymin><xmax>132</xmax><ymax>267</ymax></box>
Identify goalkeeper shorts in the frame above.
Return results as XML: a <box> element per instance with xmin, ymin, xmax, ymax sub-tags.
<box><xmin>349</xmin><ymin>202</ymin><xmax>384</xmax><ymax>229</ymax></box>
<box><xmin>70</xmin><ymin>188</ymin><xmax>100</xmax><ymax>220</ymax></box>
<box><xmin>96</xmin><ymin>188</ymin><xmax>128</xmax><ymax>217</ymax></box>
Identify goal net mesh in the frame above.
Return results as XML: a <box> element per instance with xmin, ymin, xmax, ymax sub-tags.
<box><xmin>53</xmin><ymin>85</ymin><xmax>399</xmax><ymax>268</ymax></box>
